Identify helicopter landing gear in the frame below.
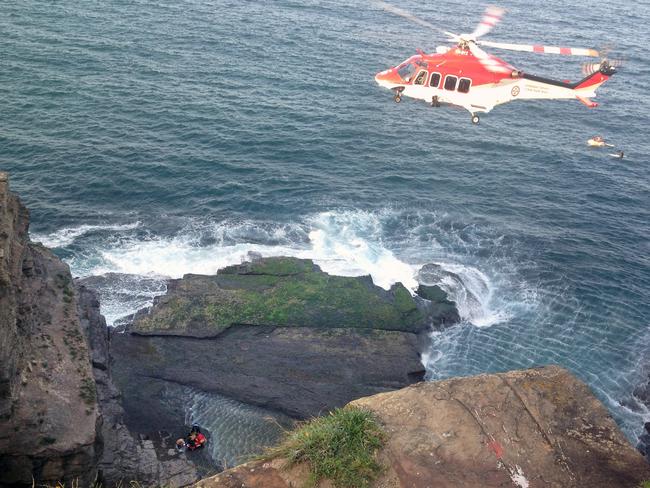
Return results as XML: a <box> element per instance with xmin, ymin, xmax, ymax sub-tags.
<box><xmin>471</xmin><ymin>114</ymin><xmax>480</xmax><ymax>125</ymax></box>
<box><xmin>394</xmin><ymin>94</ymin><xmax>402</xmax><ymax>103</ymax></box>
<box><xmin>431</xmin><ymin>96</ymin><xmax>440</xmax><ymax>107</ymax></box>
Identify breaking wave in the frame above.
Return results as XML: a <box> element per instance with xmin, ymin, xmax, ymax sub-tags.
<box><xmin>51</xmin><ymin>209</ymin><xmax>530</xmax><ymax>329</ymax></box>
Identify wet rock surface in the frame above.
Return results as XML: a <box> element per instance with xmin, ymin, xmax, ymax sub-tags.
<box><xmin>192</xmin><ymin>366</ymin><xmax>650</xmax><ymax>488</ymax></box>
<box><xmin>633</xmin><ymin>375</ymin><xmax>650</xmax><ymax>463</ymax></box>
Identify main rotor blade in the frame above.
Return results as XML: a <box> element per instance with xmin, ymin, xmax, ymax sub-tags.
<box><xmin>470</xmin><ymin>6</ymin><xmax>505</xmax><ymax>39</ymax></box>
<box><xmin>467</xmin><ymin>42</ymin><xmax>513</xmax><ymax>73</ymax></box>
<box><xmin>375</xmin><ymin>1</ymin><xmax>457</xmax><ymax>39</ymax></box>
<box><xmin>479</xmin><ymin>40</ymin><xmax>599</xmax><ymax>57</ymax></box>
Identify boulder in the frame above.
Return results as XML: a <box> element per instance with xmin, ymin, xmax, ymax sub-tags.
<box><xmin>111</xmin><ymin>325</ymin><xmax>426</xmax><ymax>420</ymax></box>
<box><xmin>105</xmin><ymin>256</ymin><xmax>455</xmax><ymax>472</ymax></box>
<box><xmin>415</xmin><ymin>284</ymin><xmax>460</xmax><ymax>325</ymax></box>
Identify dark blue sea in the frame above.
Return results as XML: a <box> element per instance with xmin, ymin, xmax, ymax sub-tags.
<box><xmin>2</xmin><ymin>0</ymin><xmax>649</xmax><ymax>460</ymax></box>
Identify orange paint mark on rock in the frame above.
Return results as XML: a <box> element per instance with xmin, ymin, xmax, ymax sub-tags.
<box><xmin>488</xmin><ymin>440</ymin><xmax>504</xmax><ymax>459</ymax></box>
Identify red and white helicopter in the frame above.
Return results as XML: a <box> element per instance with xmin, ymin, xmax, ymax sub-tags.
<box><xmin>375</xmin><ymin>2</ymin><xmax>620</xmax><ymax>124</ymax></box>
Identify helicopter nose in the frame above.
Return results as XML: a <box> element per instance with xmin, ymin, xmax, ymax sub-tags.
<box><xmin>375</xmin><ymin>68</ymin><xmax>402</xmax><ymax>87</ymax></box>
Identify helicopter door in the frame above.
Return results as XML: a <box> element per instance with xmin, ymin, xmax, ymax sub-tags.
<box><xmin>413</xmin><ymin>70</ymin><xmax>428</xmax><ymax>85</ymax></box>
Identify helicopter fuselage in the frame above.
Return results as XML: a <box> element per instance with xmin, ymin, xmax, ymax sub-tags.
<box><xmin>375</xmin><ymin>48</ymin><xmax>614</xmax><ymax>122</ymax></box>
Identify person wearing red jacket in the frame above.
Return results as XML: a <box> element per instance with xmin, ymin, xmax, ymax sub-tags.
<box><xmin>186</xmin><ymin>431</ymin><xmax>207</xmax><ymax>451</ymax></box>
<box><xmin>176</xmin><ymin>425</ymin><xmax>207</xmax><ymax>453</ymax></box>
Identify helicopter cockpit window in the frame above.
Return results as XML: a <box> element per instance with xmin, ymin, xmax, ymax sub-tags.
<box><xmin>458</xmin><ymin>78</ymin><xmax>472</xmax><ymax>93</ymax></box>
<box><xmin>397</xmin><ymin>63</ymin><xmax>416</xmax><ymax>82</ymax></box>
<box><xmin>413</xmin><ymin>70</ymin><xmax>427</xmax><ymax>85</ymax></box>
<box><xmin>429</xmin><ymin>73</ymin><xmax>441</xmax><ymax>88</ymax></box>
<box><xmin>444</xmin><ymin>75</ymin><xmax>458</xmax><ymax>91</ymax></box>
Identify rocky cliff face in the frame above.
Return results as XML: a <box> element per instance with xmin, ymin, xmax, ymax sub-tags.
<box><xmin>0</xmin><ymin>173</ymin><xmax>99</xmax><ymax>486</ymax></box>
<box><xmin>192</xmin><ymin>366</ymin><xmax>650</xmax><ymax>488</ymax></box>
<box><xmin>76</xmin><ymin>283</ymin><xmax>199</xmax><ymax>487</ymax></box>
<box><xmin>0</xmin><ymin>174</ymin><xmax>198</xmax><ymax>487</ymax></box>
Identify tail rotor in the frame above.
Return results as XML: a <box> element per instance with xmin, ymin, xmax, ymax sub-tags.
<box><xmin>581</xmin><ymin>47</ymin><xmax>624</xmax><ymax>76</ymax></box>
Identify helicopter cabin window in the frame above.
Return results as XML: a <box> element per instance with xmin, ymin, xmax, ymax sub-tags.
<box><xmin>444</xmin><ymin>75</ymin><xmax>457</xmax><ymax>91</ymax></box>
<box><xmin>458</xmin><ymin>78</ymin><xmax>472</xmax><ymax>93</ymax></box>
<box><xmin>397</xmin><ymin>63</ymin><xmax>416</xmax><ymax>82</ymax></box>
<box><xmin>429</xmin><ymin>73</ymin><xmax>441</xmax><ymax>88</ymax></box>
<box><xmin>413</xmin><ymin>70</ymin><xmax>427</xmax><ymax>85</ymax></box>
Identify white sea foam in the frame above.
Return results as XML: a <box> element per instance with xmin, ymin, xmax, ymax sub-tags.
<box><xmin>61</xmin><ymin>210</ymin><xmax>518</xmax><ymax>330</ymax></box>
<box><xmin>83</xmin><ymin>211</ymin><xmax>420</xmax><ymax>292</ymax></box>
<box><xmin>32</xmin><ymin>222</ymin><xmax>141</xmax><ymax>248</ymax></box>
<box><xmin>306</xmin><ymin>211</ymin><xmax>419</xmax><ymax>291</ymax></box>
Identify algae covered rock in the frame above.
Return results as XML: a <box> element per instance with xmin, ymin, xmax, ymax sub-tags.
<box><xmin>132</xmin><ymin>257</ymin><xmax>450</xmax><ymax>337</ymax></box>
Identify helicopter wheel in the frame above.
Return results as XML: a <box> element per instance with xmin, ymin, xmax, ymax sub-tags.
<box><xmin>471</xmin><ymin>114</ymin><xmax>480</xmax><ymax>125</ymax></box>
<box><xmin>431</xmin><ymin>96</ymin><xmax>439</xmax><ymax>107</ymax></box>
<box><xmin>394</xmin><ymin>94</ymin><xmax>402</xmax><ymax>103</ymax></box>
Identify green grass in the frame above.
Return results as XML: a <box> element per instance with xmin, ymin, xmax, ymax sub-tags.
<box><xmin>265</xmin><ymin>407</ymin><xmax>385</xmax><ymax>488</ymax></box>
<box><xmin>638</xmin><ymin>482</ymin><xmax>650</xmax><ymax>488</ymax></box>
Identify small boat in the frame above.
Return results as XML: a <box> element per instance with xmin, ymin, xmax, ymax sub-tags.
<box><xmin>587</xmin><ymin>136</ymin><xmax>613</xmax><ymax>147</ymax></box>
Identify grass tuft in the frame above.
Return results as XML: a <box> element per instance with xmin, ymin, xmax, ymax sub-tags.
<box><xmin>264</xmin><ymin>407</ymin><xmax>385</xmax><ymax>488</ymax></box>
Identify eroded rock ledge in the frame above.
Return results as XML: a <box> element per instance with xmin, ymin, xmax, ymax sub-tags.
<box><xmin>130</xmin><ymin>257</ymin><xmax>459</xmax><ymax>337</ymax></box>
<box><xmin>111</xmin><ymin>256</ymin><xmax>460</xmax><ymax>422</ymax></box>
<box><xmin>192</xmin><ymin>366</ymin><xmax>650</xmax><ymax>488</ymax></box>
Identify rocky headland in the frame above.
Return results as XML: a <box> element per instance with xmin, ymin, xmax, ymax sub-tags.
<box><xmin>1</xmin><ymin>172</ymin><xmax>650</xmax><ymax>488</ymax></box>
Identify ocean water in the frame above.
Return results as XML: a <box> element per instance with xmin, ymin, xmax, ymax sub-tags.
<box><xmin>2</xmin><ymin>0</ymin><xmax>649</xmax><ymax>461</ymax></box>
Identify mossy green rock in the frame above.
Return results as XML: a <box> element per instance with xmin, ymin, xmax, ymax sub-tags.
<box><xmin>133</xmin><ymin>257</ymin><xmax>434</xmax><ymax>336</ymax></box>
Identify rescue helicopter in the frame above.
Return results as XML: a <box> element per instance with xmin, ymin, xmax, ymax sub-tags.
<box><xmin>374</xmin><ymin>2</ymin><xmax>621</xmax><ymax>124</ymax></box>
